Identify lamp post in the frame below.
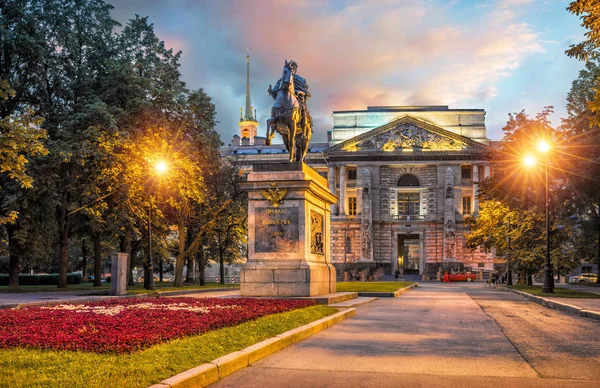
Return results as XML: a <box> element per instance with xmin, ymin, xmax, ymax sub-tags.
<box><xmin>524</xmin><ymin>141</ymin><xmax>554</xmax><ymax>293</ymax></box>
<box><xmin>145</xmin><ymin>160</ymin><xmax>169</xmax><ymax>291</ymax></box>
<box><xmin>506</xmin><ymin>213</ymin><xmax>513</xmax><ymax>286</ymax></box>
<box><xmin>539</xmin><ymin>141</ymin><xmax>554</xmax><ymax>293</ymax></box>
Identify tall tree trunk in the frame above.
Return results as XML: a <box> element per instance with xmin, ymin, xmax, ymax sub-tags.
<box><xmin>57</xmin><ymin>203</ymin><xmax>69</xmax><ymax>288</ymax></box>
<box><xmin>81</xmin><ymin>238</ymin><xmax>87</xmax><ymax>280</ymax></box>
<box><xmin>185</xmin><ymin>228</ymin><xmax>194</xmax><ymax>283</ymax></box>
<box><xmin>120</xmin><ymin>228</ymin><xmax>135</xmax><ymax>286</ymax></box>
<box><xmin>218</xmin><ymin>233</ymin><xmax>224</xmax><ymax>285</ymax></box>
<box><xmin>7</xmin><ymin>224</ymin><xmax>20</xmax><ymax>290</ymax></box>
<box><xmin>174</xmin><ymin>217</ymin><xmax>186</xmax><ymax>287</ymax></box>
<box><xmin>597</xmin><ymin>221</ymin><xmax>600</xmax><ymax>284</ymax></box>
<box><xmin>93</xmin><ymin>232</ymin><xmax>102</xmax><ymax>287</ymax></box>
<box><xmin>527</xmin><ymin>272</ymin><xmax>533</xmax><ymax>286</ymax></box>
<box><xmin>159</xmin><ymin>255</ymin><xmax>164</xmax><ymax>282</ymax></box>
<box><xmin>198</xmin><ymin>245</ymin><xmax>206</xmax><ymax>286</ymax></box>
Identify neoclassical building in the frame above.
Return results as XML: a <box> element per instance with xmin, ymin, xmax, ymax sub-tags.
<box><xmin>223</xmin><ymin>58</ymin><xmax>495</xmax><ymax>277</ymax></box>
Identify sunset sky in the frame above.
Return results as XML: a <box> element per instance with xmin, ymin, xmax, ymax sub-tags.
<box><xmin>111</xmin><ymin>0</ymin><xmax>585</xmax><ymax>143</ymax></box>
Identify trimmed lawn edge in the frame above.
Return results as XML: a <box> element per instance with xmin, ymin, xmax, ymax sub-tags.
<box><xmin>357</xmin><ymin>282</ymin><xmax>419</xmax><ymax>298</ymax></box>
<box><xmin>149</xmin><ymin>307</ymin><xmax>356</xmax><ymax>388</ymax></box>
<box><xmin>505</xmin><ymin>288</ymin><xmax>600</xmax><ymax>321</ymax></box>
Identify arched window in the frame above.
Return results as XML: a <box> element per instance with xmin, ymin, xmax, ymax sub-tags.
<box><xmin>397</xmin><ymin>174</ymin><xmax>420</xmax><ymax>187</ymax></box>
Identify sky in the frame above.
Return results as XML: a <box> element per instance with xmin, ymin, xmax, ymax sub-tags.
<box><xmin>110</xmin><ymin>0</ymin><xmax>586</xmax><ymax>143</ymax></box>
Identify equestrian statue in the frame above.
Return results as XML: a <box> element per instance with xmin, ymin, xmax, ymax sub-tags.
<box><xmin>266</xmin><ymin>60</ymin><xmax>313</xmax><ymax>162</ymax></box>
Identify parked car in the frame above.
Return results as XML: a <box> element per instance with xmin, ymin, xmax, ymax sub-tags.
<box><xmin>570</xmin><ymin>273</ymin><xmax>598</xmax><ymax>283</ymax></box>
<box><xmin>448</xmin><ymin>272</ymin><xmax>477</xmax><ymax>282</ymax></box>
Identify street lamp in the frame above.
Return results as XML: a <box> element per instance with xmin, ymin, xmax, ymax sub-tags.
<box><xmin>145</xmin><ymin>160</ymin><xmax>169</xmax><ymax>291</ymax></box>
<box><xmin>524</xmin><ymin>140</ymin><xmax>554</xmax><ymax>293</ymax></box>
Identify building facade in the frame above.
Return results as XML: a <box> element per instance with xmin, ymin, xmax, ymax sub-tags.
<box><xmin>223</xmin><ymin>57</ymin><xmax>495</xmax><ymax>278</ymax></box>
<box><xmin>223</xmin><ymin>105</ymin><xmax>495</xmax><ymax>278</ymax></box>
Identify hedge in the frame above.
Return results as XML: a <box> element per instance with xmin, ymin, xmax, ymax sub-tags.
<box><xmin>0</xmin><ymin>273</ymin><xmax>82</xmax><ymax>286</ymax></box>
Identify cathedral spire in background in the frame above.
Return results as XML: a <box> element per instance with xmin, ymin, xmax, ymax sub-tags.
<box><xmin>239</xmin><ymin>54</ymin><xmax>258</xmax><ymax>144</ymax></box>
<box><xmin>243</xmin><ymin>55</ymin><xmax>255</xmax><ymax>121</ymax></box>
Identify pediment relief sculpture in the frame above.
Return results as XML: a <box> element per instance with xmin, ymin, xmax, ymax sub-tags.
<box><xmin>342</xmin><ymin>124</ymin><xmax>466</xmax><ymax>152</ymax></box>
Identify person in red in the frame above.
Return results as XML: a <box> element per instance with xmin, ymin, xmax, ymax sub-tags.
<box><xmin>443</xmin><ymin>271</ymin><xmax>450</xmax><ymax>282</ymax></box>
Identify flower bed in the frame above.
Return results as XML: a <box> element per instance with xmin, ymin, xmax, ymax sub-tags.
<box><xmin>0</xmin><ymin>297</ymin><xmax>315</xmax><ymax>353</ymax></box>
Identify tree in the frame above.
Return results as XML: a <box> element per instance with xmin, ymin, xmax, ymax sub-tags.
<box><xmin>471</xmin><ymin>108</ymin><xmax>576</xmax><ymax>282</ymax></box>
<box><xmin>566</xmin><ymin>1</ymin><xmax>600</xmax><ymax>62</ymax></box>
<box><xmin>559</xmin><ymin>59</ymin><xmax>600</xmax><ymax>282</ymax></box>
<box><xmin>205</xmin><ymin>162</ymin><xmax>247</xmax><ymax>285</ymax></box>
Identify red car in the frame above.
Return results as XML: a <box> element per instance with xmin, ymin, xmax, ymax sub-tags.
<box><xmin>448</xmin><ymin>273</ymin><xmax>477</xmax><ymax>282</ymax></box>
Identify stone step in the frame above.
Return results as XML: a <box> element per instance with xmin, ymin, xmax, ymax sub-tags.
<box><xmin>329</xmin><ymin>297</ymin><xmax>378</xmax><ymax>308</ymax></box>
<box><xmin>286</xmin><ymin>292</ymin><xmax>358</xmax><ymax>305</ymax></box>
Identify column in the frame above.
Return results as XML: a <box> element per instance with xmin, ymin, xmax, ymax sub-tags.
<box><xmin>472</xmin><ymin>165</ymin><xmax>479</xmax><ymax>214</ymax></box>
<box><xmin>328</xmin><ymin>166</ymin><xmax>337</xmax><ymax>215</ymax></box>
<box><xmin>339</xmin><ymin>165</ymin><xmax>347</xmax><ymax>216</ymax></box>
<box><xmin>484</xmin><ymin>165</ymin><xmax>490</xmax><ymax>180</ymax></box>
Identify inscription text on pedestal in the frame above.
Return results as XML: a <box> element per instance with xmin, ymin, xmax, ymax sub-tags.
<box><xmin>255</xmin><ymin>207</ymin><xmax>299</xmax><ymax>252</ymax></box>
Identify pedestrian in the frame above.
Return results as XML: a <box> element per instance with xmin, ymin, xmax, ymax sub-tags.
<box><xmin>491</xmin><ymin>272</ymin><xmax>497</xmax><ymax>286</ymax></box>
<box><xmin>443</xmin><ymin>271</ymin><xmax>449</xmax><ymax>283</ymax></box>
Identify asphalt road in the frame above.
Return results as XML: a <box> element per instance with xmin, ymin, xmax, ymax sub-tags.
<box><xmin>212</xmin><ymin>283</ymin><xmax>600</xmax><ymax>388</ymax></box>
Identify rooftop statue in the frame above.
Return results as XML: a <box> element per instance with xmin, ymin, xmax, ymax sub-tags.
<box><xmin>266</xmin><ymin>60</ymin><xmax>312</xmax><ymax>162</ymax></box>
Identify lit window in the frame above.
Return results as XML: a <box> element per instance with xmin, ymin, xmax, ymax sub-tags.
<box><xmin>462</xmin><ymin>196</ymin><xmax>472</xmax><ymax>215</ymax></box>
<box><xmin>398</xmin><ymin>192</ymin><xmax>420</xmax><ymax>215</ymax></box>
<box><xmin>348</xmin><ymin>197</ymin><xmax>357</xmax><ymax>216</ymax></box>
<box><xmin>461</xmin><ymin>166</ymin><xmax>472</xmax><ymax>180</ymax></box>
<box><xmin>347</xmin><ymin>169</ymin><xmax>357</xmax><ymax>180</ymax></box>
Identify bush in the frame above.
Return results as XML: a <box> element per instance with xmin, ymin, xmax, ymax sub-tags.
<box><xmin>0</xmin><ymin>273</ymin><xmax>82</xmax><ymax>286</ymax></box>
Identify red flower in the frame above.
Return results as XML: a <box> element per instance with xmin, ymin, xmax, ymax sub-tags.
<box><xmin>0</xmin><ymin>298</ymin><xmax>315</xmax><ymax>353</ymax></box>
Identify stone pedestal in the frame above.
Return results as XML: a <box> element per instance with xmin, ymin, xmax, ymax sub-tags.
<box><xmin>110</xmin><ymin>252</ymin><xmax>128</xmax><ymax>296</ymax></box>
<box><xmin>241</xmin><ymin>162</ymin><xmax>337</xmax><ymax>297</ymax></box>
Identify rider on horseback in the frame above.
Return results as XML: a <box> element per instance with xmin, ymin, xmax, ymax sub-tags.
<box><xmin>266</xmin><ymin>60</ymin><xmax>312</xmax><ymax>162</ymax></box>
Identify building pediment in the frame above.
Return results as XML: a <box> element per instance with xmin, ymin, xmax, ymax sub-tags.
<box><xmin>325</xmin><ymin>116</ymin><xmax>492</xmax><ymax>155</ymax></box>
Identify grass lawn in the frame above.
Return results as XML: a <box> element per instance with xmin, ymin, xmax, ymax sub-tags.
<box><xmin>0</xmin><ymin>304</ymin><xmax>335</xmax><ymax>388</ymax></box>
<box><xmin>336</xmin><ymin>281</ymin><xmax>414</xmax><ymax>293</ymax></box>
<box><xmin>508</xmin><ymin>285</ymin><xmax>600</xmax><ymax>298</ymax></box>
<box><xmin>0</xmin><ymin>282</ymin><xmax>239</xmax><ymax>294</ymax></box>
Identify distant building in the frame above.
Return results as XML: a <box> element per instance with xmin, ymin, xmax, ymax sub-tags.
<box><xmin>222</xmin><ymin>58</ymin><xmax>496</xmax><ymax>278</ymax></box>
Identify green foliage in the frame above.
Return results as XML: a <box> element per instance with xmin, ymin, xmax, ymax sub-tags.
<box><xmin>509</xmin><ymin>284</ymin><xmax>600</xmax><ymax>298</ymax></box>
<box><xmin>0</xmin><ymin>273</ymin><xmax>81</xmax><ymax>286</ymax></box>
<box><xmin>0</xmin><ymin>0</ymin><xmax>224</xmax><ymax>291</ymax></box>
<box><xmin>566</xmin><ymin>1</ymin><xmax>600</xmax><ymax>61</ymax></box>
<box><xmin>0</xmin><ymin>305</ymin><xmax>336</xmax><ymax>387</ymax></box>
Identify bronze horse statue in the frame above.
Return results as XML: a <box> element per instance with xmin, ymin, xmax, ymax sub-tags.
<box><xmin>266</xmin><ymin>60</ymin><xmax>312</xmax><ymax>162</ymax></box>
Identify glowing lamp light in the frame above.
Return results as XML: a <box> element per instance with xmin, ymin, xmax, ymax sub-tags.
<box><xmin>155</xmin><ymin>160</ymin><xmax>169</xmax><ymax>175</ymax></box>
<box><xmin>538</xmin><ymin>141</ymin><xmax>550</xmax><ymax>153</ymax></box>
<box><xmin>523</xmin><ymin>155</ymin><xmax>536</xmax><ymax>167</ymax></box>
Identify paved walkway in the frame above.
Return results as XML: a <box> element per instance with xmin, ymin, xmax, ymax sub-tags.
<box><xmin>212</xmin><ymin>282</ymin><xmax>600</xmax><ymax>387</ymax></box>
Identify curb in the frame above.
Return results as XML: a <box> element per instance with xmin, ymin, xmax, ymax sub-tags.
<box><xmin>4</xmin><ymin>287</ymin><xmax>240</xmax><ymax>310</ymax></box>
<box><xmin>505</xmin><ymin>288</ymin><xmax>600</xmax><ymax>321</ymax></box>
<box><xmin>149</xmin><ymin>307</ymin><xmax>356</xmax><ymax>388</ymax></box>
<box><xmin>357</xmin><ymin>282</ymin><xmax>419</xmax><ymax>298</ymax></box>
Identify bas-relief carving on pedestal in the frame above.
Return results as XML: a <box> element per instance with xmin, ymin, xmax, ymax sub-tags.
<box><xmin>360</xmin><ymin>169</ymin><xmax>374</xmax><ymax>261</ymax></box>
<box><xmin>343</xmin><ymin>123</ymin><xmax>467</xmax><ymax>152</ymax></box>
<box><xmin>443</xmin><ymin>168</ymin><xmax>456</xmax><ymax>261</ymax></box>
<box><xmin>310</xmin><ymin>211</ymin><xmax>324</xmax><ymax>255</ymax></box>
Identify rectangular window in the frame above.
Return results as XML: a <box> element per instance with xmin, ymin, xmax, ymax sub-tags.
<box><xmin>397</xmin><ymin>192</ymin><xmax>420</xmax><ymax>216</ymax></box>
<box><xmin>461</xmin><ymin>166</ymin><xmax>472</xmax><ymax>179</ymax></box>
<box><xmin>348</xmin><ymin>197</ymin><xmax>357</xmax><ymax>216</ymax></box>
<box><xmin>582</xmin><ymin>266</ymin><xmax>593</xmax><ymax>273</ymax></box>
<box><xmin>347</xmin><ymin>169</ymin><xmax>357</xmax><ymax>180</ymax></box>
<box><xmin>318</xmin><ymin>171</ymin><xmax>328</xmax><ymax>179</ymax></box>
<box><xmin>462</xmin><ymin>196</ymin><xmax>472</xmax><ymax>215</ymax></box>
